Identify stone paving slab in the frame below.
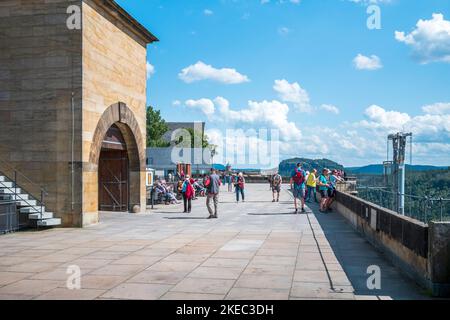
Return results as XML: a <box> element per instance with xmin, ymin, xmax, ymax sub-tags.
<box><xmin>0</xmin><ymin>184</ymin><xmax>431</xmax><ymax>300</ymax></box>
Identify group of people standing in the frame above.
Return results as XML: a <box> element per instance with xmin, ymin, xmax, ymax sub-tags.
<box><xmin>223</xmin><ymin>172</ymin><xmax>246</xmax><ymax>202</ymax></box>
<box><xmin>177</xmin><ymin>163</ymin><xmax>345</xmax><ymax>218</ymax></box>
<box><xmin>178</xmin><ymin>169</ymin><xmax>247</xmax><ymax>219</ymax></box>
<box><xmin>269</xmin><ymin>163</ymin><xmax>344</xmax><ymax>214</ymax></box>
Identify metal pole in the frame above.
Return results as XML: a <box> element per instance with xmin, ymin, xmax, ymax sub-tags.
<box><xmin>398</xmin><ymin>163</ymin><xmax>405</xmax><ymax>215</ymax></box>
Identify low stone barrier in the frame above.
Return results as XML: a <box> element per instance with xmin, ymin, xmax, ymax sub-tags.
<box><xmin>335</xmin><ymin>191</ymin><xmax>450</xmax><ymax>297</ymax></box>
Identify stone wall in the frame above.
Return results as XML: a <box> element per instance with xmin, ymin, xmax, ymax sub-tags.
<box><xmin>335</xmin><ymin>191</ymin><xmax>450</xmax><ymax>297</ymax></box>
<box><xmin>0</xmin><ymin>0</ymin><xmax>84</xmax><ymax>227</ymax></box>
<box><xmin>81</xmin><ymin>0</ymin><xmax>148</xmax><ymax>225</ymax></box>
<box><xmin>0</xmin><ymin>0</ymin><xmax>151</xmax><ymax>227</ymax></box>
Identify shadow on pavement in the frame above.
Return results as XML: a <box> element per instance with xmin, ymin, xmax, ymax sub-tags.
<box><xmin>307</xmin><ymin>201</ymin><xmax>430</xmax><ymax>300</ymax></box>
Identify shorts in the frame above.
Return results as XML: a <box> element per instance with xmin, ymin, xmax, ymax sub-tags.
<box><xmin>293</xmin><ymin>188</ymin><xmax>305</xmax><ymax>199</ymax></box>
<box><xmin>319</xmin><ymin>190</ymin><xmax>328</xmax><ymax>198</ymax></box>
<box><xmin>328</xmin><ymin>188</ymin><xmax>336</xmax><ymax>198</ymax></box>
<box><xmin>272</xmin><ymin>185</ymin><xmax>281</xmax><ymax>193</ymax></box>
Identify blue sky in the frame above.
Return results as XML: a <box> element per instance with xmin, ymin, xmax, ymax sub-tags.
<box><xmin>117</xmin><ymin>0</ymin><xmax>450</xmax><ymax>168</ymax></box>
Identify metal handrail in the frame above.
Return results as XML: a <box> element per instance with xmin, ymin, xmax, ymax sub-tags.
<box><xmin>0</xmin><ymin>156</ymin><xmax>48</xmax><ymax>219</ymax></box>
<box><xmin>356</xmin><ymin>185</ymin><xmax>450</xmax><ymax>202</ymax></box>
<box><xmin>355</xmin><ymin>185</ymin><xmax>450</xmax><ymax>222</ymax></box>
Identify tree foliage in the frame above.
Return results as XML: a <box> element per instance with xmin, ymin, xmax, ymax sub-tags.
<box><xmin>146</xmin><ymin>106</ymin><xmax>170</xmax><ymax>147</ymax></box>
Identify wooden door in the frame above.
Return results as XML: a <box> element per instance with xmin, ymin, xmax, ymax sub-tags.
<box><xmin>98</xmin><ymin>150</ymin><xmax>129</xmax><ymax>212</ymax></box>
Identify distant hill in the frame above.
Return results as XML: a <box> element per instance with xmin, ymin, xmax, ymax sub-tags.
<box><xmin>279</xmin><ymin>158</ymin><xmax>344</xmax><ymax>177</ymax></box>
<box><xmin>347</xmin><ymin>164</ymin><xmax>449</xmax><ymax>175</ymax></box>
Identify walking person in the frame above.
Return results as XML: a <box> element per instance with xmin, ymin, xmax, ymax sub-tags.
<box><xmin>205</xmin><ymin>168</ymin><xmax>221</xmax><ymax>219</ymax></box>
<box><xmin>290</xmin><ymin>163</ymin><xmax>306</xmax><ymax>213</ymax></box>
<box><xmin>181</xmin><ymin>175</ymin><xmax>194</xmax><ymax>213</ymax></box>
<box><xmin>318</xmin><ymin>169</ymin><xmax>330</xmax><ymax>213</ymax></box>
<box><xmin>227</xmin><ymin>174</ymin><xmax>233</xmax><ymax>192</ymax></box>
<box><xmin>271</xmin><ymin>172</ymin><xmax>282</xmax><ymax>202</ymax></box>
<box><xmin>306</xmin><ymin>169</ymin><xmax>318</xmax><ymax>203</ymax></box>
<box><xmin>235</xmin><ymin>172</ymin><xmax>245</xmax><ymax>203</ymax></box>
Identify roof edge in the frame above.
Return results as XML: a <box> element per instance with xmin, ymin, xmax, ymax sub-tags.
<box><xmin>102</xmin><ymin>0</ymin><xmax>159</xmax><ymax>44</ymax></box>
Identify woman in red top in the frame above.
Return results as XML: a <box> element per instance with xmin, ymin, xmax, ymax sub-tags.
<box><xmin>182</xmin><ymin>176</ymin><xmax>194</xmax><ymax>213</ymax></box>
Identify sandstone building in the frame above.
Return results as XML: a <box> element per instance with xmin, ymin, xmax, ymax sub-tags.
<box><xmin>0</xmin><ymin>0</ymin><xmax>157</xmax><ymax>227</ymax></box>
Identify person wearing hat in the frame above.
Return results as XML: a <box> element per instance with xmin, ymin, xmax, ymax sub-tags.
<box><xmin>326</xmin><ymin>169</ymin><xmax>343</xmax><ymax>211</ymax></box>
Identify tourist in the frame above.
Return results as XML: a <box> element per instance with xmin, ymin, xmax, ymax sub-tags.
<box><xmin>235</xmin><ymin>172</ymin><xmax>246</xmax><ymax>203</ymax></box>
<box><xmin>326</xmin><ymin>169</ymin><xmax>344</xmax><ymax>211</ymax></box>
<box><xmin>318</xmin><ymin>169</ymin><xmax>330</xmax><ymax>212</ymax></box>
<box><xmin>306</xmin><ymin>169</ymin><xmax>318</xmax><ymax>203</ymax></box>
<box><xmin>181</xmin><ymin>175</ymin><xmax>194</xmax><ymax>213</ymax></box>
<box><xmin>290</xmin><ymin>163</ymin><xmax>306</xmax><ymax>213</ymax></box>
<box><xmin>271</xmin><ymin>171</ymin><xmax>282</xmax><ymax>202</ymax></box>
<box><xmin>227</xmin><ymin>173</ymin><xmax>233</xmax><ymax>192</ymax></box>
<box><xmin>205</xmin><ymin>168</ymin><xmax>221</xmax><ymax>219</ymax></box>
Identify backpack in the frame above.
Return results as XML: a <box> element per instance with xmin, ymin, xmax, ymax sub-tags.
<box><xmin>204</xmin><ymin>176</ymin><xmax>211</xmax><ymax>188</ymax></box>
<box><xmin>292</xmin><ymin>168</ymin><xmax>305</xmax><ymax>185</ymax></box>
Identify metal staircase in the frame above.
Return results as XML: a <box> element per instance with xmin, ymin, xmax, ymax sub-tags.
<box><xmin>0</xmin><ymin>159</ymin><xmax>61</xmax><ymax>229</ymax></box>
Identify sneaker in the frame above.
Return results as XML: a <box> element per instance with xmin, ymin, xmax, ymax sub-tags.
<box><xmin>295</xmin><ymin>209</ymin><xmax>298</xmax><ymax>214</ymax></box>
<box><xmin>272</xmin><ymin>199</ymin><xmax>276</xmax><ymax>203</ymax></box>
<box><xmin>301</xmin><ymin>208</ymin><xmax>306</xmax><ymax>213</ymax></box>
<box><xmin>207</xmin><ymin>215</ymin><xmax>214</xmax><ymax>219</ymax></box>
<box><xmin>277</xmin><ymin>199</ymin><xmax>279</xmax><ymax>202</ymax></box>
<box><xmin>213</xmin><ymin>215</ymin><xmax>218</xmax><ymax>219</ymax></box>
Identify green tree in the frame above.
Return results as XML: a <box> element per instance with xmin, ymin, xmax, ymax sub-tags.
<box><xmin>146</xmin><ymin>106</ymin><xmax>170</xmax><ymax>147</ymax></box>
<box><xmin>175</xmin><ymin>128</ymin><xmax>211</xmax><ymax>148</ymax></box>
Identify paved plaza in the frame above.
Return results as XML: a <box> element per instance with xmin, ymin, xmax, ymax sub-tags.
<box><xmin>0</xmin><ymin>184</ymin><xmax>429</xmax><ymax>300</ymax></box>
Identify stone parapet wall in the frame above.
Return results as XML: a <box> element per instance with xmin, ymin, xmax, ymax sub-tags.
<box><xmin>335</xmin><ymin>191</ymin><xmax>450</xmax><ymax>297</ymax></box>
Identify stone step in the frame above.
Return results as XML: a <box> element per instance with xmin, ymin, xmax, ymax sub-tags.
<box><xmin>0</xmin><ymin>194</ymin><xmax>29</xmax><ymax>201</ymax></box>
<box><xmin>20</xmin><ymin>206</ymin><xmax>45</xmax><ymax>214</ymax></box>
<box><xmin>0</xmin><ymin>176</ymin><xmax>7</xmax><ymax>182</ymax></box>
<box><xmin>0</xmin><ymin>188</ymin><xmax>21</xmax><ymax>194</ymax></box>
<box><xmin>0</xmin><ymin>181</ymin><xmax>14</xmax><ymax>188</ymax></box>
<box><xmin>37</xmin><ymin>218</ymin><xmax>61</xmax><ymax>227</ymax></box>
<box><xmin>29</xmin><ymin>212</ymin><xmax>53</xmax><ymax>220</ymax></box>
<box><xmin>17</xmin><ymin>199</ymin><xmax>37</xmax><ymax>207</ymax></box>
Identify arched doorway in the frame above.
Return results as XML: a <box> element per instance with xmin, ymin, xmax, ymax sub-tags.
<box><xmin>87</xmin><ymin>102</ymin><xmax>146</xmax><ymax>218</ymax></box>
<box><xmin>98</xmin><ymin>124</ymin><xmax>129</xmax><ymax>212</ymax></box>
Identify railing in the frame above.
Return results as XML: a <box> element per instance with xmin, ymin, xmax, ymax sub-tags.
<box><xmin>355</xmin><ymin>186</ymin><xmax>450</xmax><ymax>223</ymax></box>
<box><xmin>0</xmin><ymin>201</ymin><xmax>18</xmax><ymax>234</ymax></box>
<box><xmin>0</xmin><ymin>156</ymin><xmax>48</xmax><ymax>219</ymax></box>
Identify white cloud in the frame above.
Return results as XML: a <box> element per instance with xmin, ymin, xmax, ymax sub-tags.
<box><xmin>261</xmin><ymin>0</ymin><xmax>301</xmax><ymax>4</ymax></box>
<box><xmin>278</xmin><ymin>27</ymin><xmax>291</xmax><ymax>36</ymax></box>
<box><xmin>395</xmin><ymin>13</ymin><xmax>450</xmax><ymax>64</ymax></box>
<box><xmin>319</xmin><ymin>104</ymin><xmax>340</xmax><ymax>114</ymax></box>
<box><xmin>356</xmin><ymin>104</ymin><xmax>450</xmax><ymax>143</ymax></box>
<box><xmin>353</xmin><ymin>54</ymin><xmax>383</xmax><ymax>70</ymax></box>
<box><xmin>203</xmin><ymin>9</ymin><xmax>213</xmax><ymax>16</ymax></box>
<box><xmin>273</xmin><ymin>79</ymin><xmax>312</xmax><ymax>113</ymax></box>
<box><xmin>179</xmin><ymin>61</ymin><xmax>250</xmax><ymax>84</ymax></box>
<box><xmin>185</xmin><ymin>98</ymin><xmax>215</xmax><ymax>116</ymax></box>
<box><xmin>219</xmin><ymin>98</ymin><xmax>302</xmax><ymax>142</ymax></box>
<box><xmin>348</xmin><ymin>0</ymin><xmax>392</xmax><ymax>5</ymax></box>
<box><xmin>146</xmin><ymin>62</ymin><xmax>155</xmax><ymax>79</ymax></box>
<box><xmin>422</xmin><ymin>103</ymin><xmax>450</xmax><ymax>115</ymax></box>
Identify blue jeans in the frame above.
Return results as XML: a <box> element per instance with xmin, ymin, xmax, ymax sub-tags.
<box><xmin>306</xmin><ymin>186</ymin><xmax>317</xmax><ymax>202</ymax></box>
<box><xmin>236</xmin><ymin>186</ymin><xmax>245</xmax><ymax>202</ymax></box>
